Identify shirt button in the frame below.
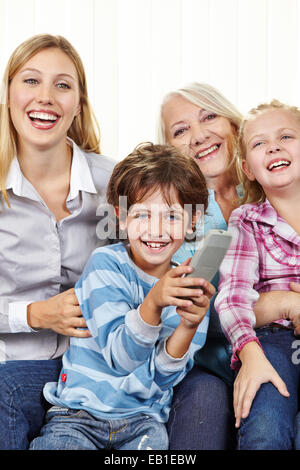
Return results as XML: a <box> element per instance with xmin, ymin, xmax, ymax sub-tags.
<box><xmin>290</xmin><ymin>257</ymin><xmax>296</xmax><ymax>266</ymax></box>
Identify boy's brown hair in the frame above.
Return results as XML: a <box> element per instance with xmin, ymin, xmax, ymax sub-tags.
<box><xmin>107</xmin><ymin>142</ymin><xmax>209</xmax><ymax>238</ymax></box>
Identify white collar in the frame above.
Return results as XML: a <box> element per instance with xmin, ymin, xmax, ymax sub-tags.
<box><xmin>5</xmin><ymin>138</ymin><xmax>97</xmax><ymax>200</ymax></box>
<box><xmin>66</xmin><ymin>138</ymin><xmax>97</xmax><ymax>200</ymax></box>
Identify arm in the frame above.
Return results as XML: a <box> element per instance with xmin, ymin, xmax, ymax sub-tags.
<box><xmin>214</xmin><ymin>208</ymin><xmax>289</xmax><ymax>426</ymax></box>
<box><xmin>141</xmin><ymin>260</ymin><xmax>215</xmax><ymax>389</ymax></box>
<box><xmin>75</xmin><ymin>248</ymin><xmax>165</xmax><ymax>373</ymax></box>
<box><xmin>0</xmin><ymin>291</ymin><xmax>89</xmax><ymax>338</ymax></box>
<box><xmin>0</xmin><ymin>298</ymin><xmax>32</xmax><ymax>333</ymax></box>
<box><xmin>27</xmin><ymin>289</ymin><xmax>91</xmax><ymax>338</ymax></box>
<box><xmin>214</xmin><ymin>209</ymin><xmax>262</xmax><ymax>365</ymax></box>
<box><xmin>254</xmin><ymin>283</ymin><xmax>300</xmax><ymax>332</ymax></box>
<box><xmin>140</xmin><ymin>260</ymin><xmax>215</xmax><ymax>358</ymax></box>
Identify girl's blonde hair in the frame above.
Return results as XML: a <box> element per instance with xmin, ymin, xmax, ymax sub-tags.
<box><xmin>157</xmin><ymin>82</ymin><xmax>243</xmax><ymax>180</ymax></box>
<box><xmin>0</xmin><ymin>34</ymin><xmax>101</xmax><ymax>206</ymax></box>
<box><xmin>237</xmin><ymin>99</ymin><xmax>300</xmax><ymax>205</ymax></box>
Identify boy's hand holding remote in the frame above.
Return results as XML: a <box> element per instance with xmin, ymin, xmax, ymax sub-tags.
<box><xmin>140</xmin><ymin>260</ymin><xmax>215</xmax><ymax>358</ymax></box>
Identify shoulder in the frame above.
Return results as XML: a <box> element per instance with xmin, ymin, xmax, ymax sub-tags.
<box><xmin>82</xmin><ymin>150</ymin><xmax>116</xmax><ymax>178</ymax></box>
<box><xmin>227</xmin><ymin>204</ymin><xmax>262</xmax><ymax>240</ymax></box>
<box><xmin>87</xmin><ymin>242</ymin><xmax>130</xmax><ymax>273</ymax></box>
<box><xmin>229</xmin><ymin>203</ymin><xmax>260</xmax><ymax>223</ymax></box>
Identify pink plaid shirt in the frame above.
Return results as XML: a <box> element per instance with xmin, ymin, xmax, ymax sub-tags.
<box><xmin>215</xmin><ymin>200</ymin><xmax>298</xmax><ymax>369</ymax></box>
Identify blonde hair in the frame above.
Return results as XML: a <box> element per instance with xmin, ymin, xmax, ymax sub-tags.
<box><xmin>157</xmin><ymin>82</ymin><xmax>243</xmax><ymax>180</ymax></box>
<box><xmin>237</xmin><ymin>99</ymin><xmax>300</xmax><ymax>205</ymax></box>
<box><xmin>0</xmin><ymin>34</ymin><xmax>101</xmax><ymax>206</ymax></box>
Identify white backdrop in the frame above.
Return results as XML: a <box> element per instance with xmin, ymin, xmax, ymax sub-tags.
<box><xmin>1</xmin><ymin>0</ymin><xmax>300</xmax><ymax>160</ymax></box>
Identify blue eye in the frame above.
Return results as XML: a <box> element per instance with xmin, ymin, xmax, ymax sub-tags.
<box><xmin>174</xmin><ymin>127</ymin><xmax>187</xmax><ymax>138</ymax></box>
<box><xmin>166</xmin><ymin>212</ymin><xmax>182</xmax><ymax>221</ymax></box>
<box><xmin>24</xmin><ymin>78</ymin><xmax>38</xmax><ymax>85</ymax></box>
<box><xmin>204</xmin><ymin>113</ymin><xmax>217</xmax><ymax>121</ymax></box>
<box><xmin>56</xmin><ymin>82</ymin><xmax>71</xmax><ymax>89</ymax></box>
<box><xmin>281</xmin><ymin>135</ymin><xmax>292</xmax><ymax>140</ymax></box>
<box><xmin>134</xmin><ymin>212</ymin><xmax>148</xmax><ymax>220</ymax></box>
<box><xmin>253</xmin><ymin>141</ymin><xmax>264</xmax><ymax>148</ymax></box>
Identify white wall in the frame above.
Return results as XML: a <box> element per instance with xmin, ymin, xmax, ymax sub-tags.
<box><xmin>1</xmin><ymin>0</ymin><xmax>300</xmax><ymax>160</ymax></box>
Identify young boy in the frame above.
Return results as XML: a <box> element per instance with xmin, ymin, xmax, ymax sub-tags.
<box><xmin>30</xmin><ymin>143</ymin><xmax>215</xmax><ymax>451</ymax></box>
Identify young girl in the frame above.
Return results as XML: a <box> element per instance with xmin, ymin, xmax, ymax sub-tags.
<box><xmin>0</xmin><ymin>34</ymin><xmax>114</xmax><ymax>449</ymax></box>
<box><xmin>29</xmin><ymin>143</ymin><xmax>215</xmax><ymax>450</ymax></box>
<box><xmin>215</xmin><ymin>100</ymin><xmax>300</xmax><ymax>450</ymax></box>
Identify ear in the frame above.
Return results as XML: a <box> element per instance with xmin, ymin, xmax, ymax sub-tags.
<box><xmin>74</xmin><ymin>101</ymin><xmax>81</xmax><ymax>117</ymax></box>
<box><xmin>241</xmin><ymin>159</ymin><xmax>256</xmax><ymax>181</ymax></box>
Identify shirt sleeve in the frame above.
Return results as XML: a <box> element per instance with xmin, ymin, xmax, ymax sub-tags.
<box><xmin>152</xmin><ymin>311</ymin><xmax>209</xmax><ymax>390</ymax></box>
<box><xmin>75</xmin><ymin>250</ymin><xmax>163</xmax><ymax>374</ymax></box>
<box><xmin>214</xmin><ymin>207</ymin><xmax>262</xmax><ymax>369</ymax></box>
<box><xmin>0</xmin><ymin>298</ymin><xmax>35</xmax><ymax>333</ymax></box>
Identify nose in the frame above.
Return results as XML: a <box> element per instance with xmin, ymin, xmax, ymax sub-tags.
<box><xmin>190</xmin><ymin>124</ymin><xmax>210</xmax><ymax>147</ymax></box>
<box><xmin>148</xmin><ymin>212</ymin><xmax>163</xmax><ymax>238</ymax></box>
<box><xmin>267</xmin><ymin>143</ymin><xmax>281</xmax><ymax>154</ymax></box>
<box><xmin>36</xmin><ymin>84</ymin><xmax>54</xmax><ymax>105</ymax></box>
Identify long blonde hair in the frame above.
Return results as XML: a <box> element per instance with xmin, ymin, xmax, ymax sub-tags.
<box><xmin>237</xmin><ymin>99</ymin><xmax>300</xmax><ymax>205</ymax></box>
<box><xmin>157</xmin><ymin>82</ymin><xmax>243</xmax><ymax>181</ymax></box>
<box><xmin>0</xmin><ymin>34</ymin><xmax>101</xmax><ymax>206</ymax></box>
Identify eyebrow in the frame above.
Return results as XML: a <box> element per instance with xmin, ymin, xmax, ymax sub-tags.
<box><xmin>169</xmin><ymin>109</ymin><xmax>209</xmax><ymax>129</ymax></box>
<box><xmin>19</xmin><ymin>68</ymin><xmax>76</xmax><ymax>81</ymax></box>
<box><xmin>170</xmin><ymin>120</ymin><xmax>186</xmax><ymax>130</ymax></box>
<box><xmin>129</xmin><ymin>206</ymin><xmax>183</xmax><ymax>214</ymax></box>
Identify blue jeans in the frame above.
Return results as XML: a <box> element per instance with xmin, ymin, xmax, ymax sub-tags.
<box><xmin>30</xmin><ymin>407</ymin><xmax>168</xmax><ymax>450</ymax></box>
<box><xmin>0</xmin><ymin>359</ymin><xmax>62</xmax><ymax>450</ymax></box>
<box><xmin>237</xmin><ymin>327</ymin><xmax>300</xmax><ymax>450</ymax></box>
<box><xmin>295</xmin><ymin>413</ymin><xmax>300</xmax><ymax>450</ymax></box>
<box><xmin>167</xmin><ymin>366</ymin><xmax>236</xmax><ymax>449</ymax></box>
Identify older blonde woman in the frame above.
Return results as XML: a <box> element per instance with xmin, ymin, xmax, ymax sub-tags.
<box><xmin>0</xmin><ymin>34</ymin><xmax>114</xmax><ymax>449</ymax></box>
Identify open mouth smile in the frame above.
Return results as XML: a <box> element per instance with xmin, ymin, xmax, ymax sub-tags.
<box><xmin>142</xmin><ymin>240</ymin><xmax>170</xmax><ymax>252</ymax></box>
<box><xmin>27</xmin><ymin>110</ymin><xmax>61</xmax><ymax>130</ymax></box>
<box><xmin>195</xmin><ymin>144</ymin><xmax>220</xmax><ymax>160</ymax></box>
<box><xmin>267</xmin><ymin>159</ymin><xmax>291</xmax><ymax>171</ymax></box>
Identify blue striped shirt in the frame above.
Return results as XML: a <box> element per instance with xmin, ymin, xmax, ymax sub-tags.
<box><xmin>44</xmin><ymin>242</ymin><xmax>209</xmax><ymax>423</ymax></box>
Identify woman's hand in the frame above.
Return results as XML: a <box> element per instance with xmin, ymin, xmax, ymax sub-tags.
<box><xmin>27</xmin><ymin>288</ymin><xmax>91</xmax><ymax>338</ymax></box>
<box><xmin>234</xmin><ymin>341</ymin><xmax>289</xmax><ymax>428</ymax></box>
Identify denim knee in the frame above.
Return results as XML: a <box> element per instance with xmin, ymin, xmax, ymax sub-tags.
<box><xmin>238</xmin><ymin>408</ymin><xmax>294</xmax><ymax>450</ymax></box>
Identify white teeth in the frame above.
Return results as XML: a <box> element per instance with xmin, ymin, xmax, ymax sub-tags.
<box><xmin>29</xmin><ymin>112</ymin><xmax>58</xmax><ymax>121</ymax></box>
<box><xmin>145</xmin><ymin>242</ymin><xmax>168</xmax><ymax>248</ymax></box>
<box><xmin>268</xmin><ymin>160</ymin><xmax>290</xmax><ymax>171</ymax></box>
<box><xmin>196</xmin><ymin>144</ymin><xmax>219</xmax><ymax>159</ymax></box>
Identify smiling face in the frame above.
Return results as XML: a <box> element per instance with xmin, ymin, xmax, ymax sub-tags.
<box><xmin>120</xmin><ymin>187</ymin><xmax>193</xmax><ymax>277</ymax></box>
<box><xmin>242</xmin><ymin>108</ymin><xmax>300</xmax><ymax>197</ymax></box>
<box><xmin>9</xmin><ymin>47</ymin><xmax>81</xmax><ymax>153</ymax></box>
<box><xmin>162</xmin><ymin>94</ymin><xmax>234</xmax><ymax>180</ymax></box>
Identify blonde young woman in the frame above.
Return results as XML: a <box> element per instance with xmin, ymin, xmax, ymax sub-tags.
<box><xmin>158</xmin><ymin>83</ymin><xmax>300</xmax><ymax>449</ymax></box>
<box><xmin>0</xmin><ymin>34</ymin><xmax>115</xmax><ymax>449</ymax></box>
